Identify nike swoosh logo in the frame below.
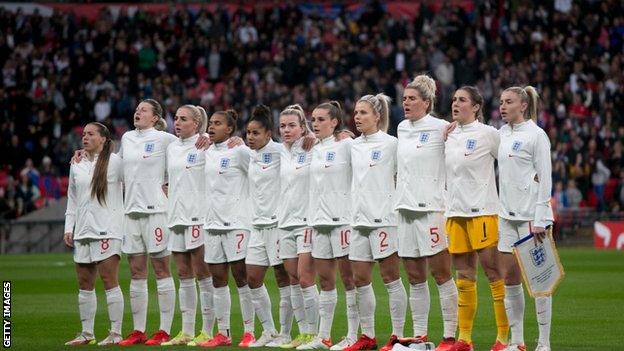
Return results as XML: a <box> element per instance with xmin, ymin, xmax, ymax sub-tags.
<box><xmin>324</xmin><ymin>164</ymin><xmax>332</xmax><ymax>168</ymax></box>
<box><xmin>369</xmin><ymin>163</ymin><xmax>376</xmax><ymax>167</ymax></box>
<box><xmin>416</xmin><ymin>145</ymin><xmax>424</xmax><ymax>148</ymax></box>
<box><xmin>142</xmin><ymin>155</ymin><xmax>151</xmax><ymax>158</ymax></box>
<box><xmin>464</xmin><ymin>153</ymin><xmax>472</xmax><ymax>156</ymax></box>
<box><xmin>295</xmin><ymin>166</ymin><xmax>304</xmax><ymax>170</ymax></box>
<box><xmin>508</xmin><ymin>154</ymin><xmax>514</xmax><ymax>157</ymax></box>
<box><xmin>186</xmin><ymin>166</ymin><xmax>194</xmax><ymax>169</ymax></box>
<box><xmin>262</xmin><ymin>166</ymin><xmax>270</xmax><ymax>169</ymax></box>
<box><xmin>218</xmin><ymin>171</ymin><xmax>225</xmax><ymax>174</ymax></box>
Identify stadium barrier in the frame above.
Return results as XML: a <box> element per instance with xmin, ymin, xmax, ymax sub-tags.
<box><xmin>593</xmin><ymin>221</ymin><xmax>624</xmax><ymax>250</ymax></box>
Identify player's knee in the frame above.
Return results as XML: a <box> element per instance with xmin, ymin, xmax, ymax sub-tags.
<box><xmin>456</xmin><ymin>268</ymin><xmax>476</xmax><ymax>281</ymax></box>
<box><xmin>318</xmin><ymin>274</ymin><xmax>336</xmax><ymax>291</ymax></box>
<box><xmin>407</xmin><ymin>269</ymin><xmax>427</xmax><ymax>285</ymax></box>
<box><xmin>211</xmin><ymin>272</ymin><xmax>228</xmax><ymax>287</ymax></box>
<box><xmin>100</xmin><ymin>276</ymin><xmax>118</xmax><ymax>290</ymax></box>
<box><xmin>483</xmin><ymin>266</ymin><xmax>501</xmax><ymax>281</ymax></box>
<box><xmin>340</xmin><ymin>272</ymin><xmax>355</xmax><ymax>290</ymax></box>
<box><xmin>177</xmin><ymin>266</ymin><xmax>194</xmax><ymax>280</ymax></box>
<box><xmin>430</xmin><ymin>266</ymin><xmax>452</xmax><ymax>285</ymax></box>
<box><xmin>77</xmin><ymin>277</ymin><xmax>95</xmax><ymax>290</ymax></box>
<box><xmin>354</xmin><ymin>275</ymin><xmax>371</xmax><ymax>287</ymax></box>
<box><xmin>153</xmin><ymin>264</ymin><xmax>171</xmax><ymax>279</ymax></box>
<box><xmin>247</xmin><ymin>273</ymin><xmax>263</xmax><ymax>288</ymax></box>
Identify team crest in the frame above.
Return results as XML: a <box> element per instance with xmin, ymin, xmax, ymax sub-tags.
<box><xmin>220</xmin><ymin>157</ymin><xmax>230</xmax><ymax>169</ymax></box>
<box><xmin>371</xmin><ymin>150</ymin><xmax>381</xmax><ymax>161</ymax></box>
<box><xmin>326</xmin><ymin>151</ymin><xmax>336</xmax><ymax>162</ymax></box>
<box><xmin>419</xmin><ymin>132</ymin><xmax>430</xmax><ymax>143</ymax></box>
<box><xmin>187</xmin><ymin>153</ymin><xmax>197</xmax><ymax>164</ymax></box>
<box><xmin>512</xmin><ymin>141</ymin><xmax>522</xmax><ymax>152</ymax></box>
<box><xmin>297</xmin><ymin>153</ymin><xmax>306</xmax><ymax>164</ymax></box>
<box><xmin>144</xmin><ymin>142</ymin><xmax>155</xmax><ymax>153</ymax></box>
<box><xmin>530</xmin><ymin>245</ymin><xmax>546</xmax><ymax>268</ymax></box>
<box><xmin>262</xmin><ymin>153</ymin><xmax>272</xmax><ymax>164</ymax></box>
<box><xmin>466</xmin><ymin>139</ymin><xmax>477</xmax><ymax>151</ymax></box>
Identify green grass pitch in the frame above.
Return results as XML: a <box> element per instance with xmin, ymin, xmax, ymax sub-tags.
<box><xmin>1</xmin><ymin>248</ymin><xmax>622</xmax><ymax>350</ymax></box>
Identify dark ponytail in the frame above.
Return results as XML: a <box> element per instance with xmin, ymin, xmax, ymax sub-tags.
<box><xmin>316</xmin><ymin>100</ymin><xmax>344</xmax><ymax>135</ymax></box>
<box><xmin>89</xmin><ymin>122</ymin><xmax>114</xmax><ymax>206</ymax></box>
<box><xmin>214</xmin><ymin>109</ymin><xmax>239</xmax><ymax>137</ymax></box>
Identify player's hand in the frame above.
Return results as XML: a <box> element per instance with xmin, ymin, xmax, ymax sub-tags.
<box><xmin>196</xmin><ymin>133</ymin><xmax>211</xmax><ymax>150</ymax></box>
<box><xmin>443</xmin><ymin>121</ymin><xmax>457</xmax><ymax>141</ymax></box>
<box><xmin>336</xmin><ymin>129</ymin><xmax>355</xmax><ymax>140</ymax></box>
<box><xmin>532</xmin><ymin>226</ymin><xmax>546</xmax><ymax>244</ymax></box>
<box><xmin>63</xmin><ymin>232</ymin><xmax>74</xmax><ymax>248</ymax></box>
<box><xmin>162</xmin><ymin>183</ymin><xmax>168</xmax><ymax>197</ymax></box>
<box><xmin>70</xmin><ymin>149</ymin><xmax>85</xmax><ymax>164</ymax></box>
<box><xmin>302</xmin><ymin>133</ymin><xmax>317</xmax><ymax>151</ymax></box>
<box><xmin>228</xmin><ymin>136</ymin><xmax>244</xmax><ymax>148</ymax></box>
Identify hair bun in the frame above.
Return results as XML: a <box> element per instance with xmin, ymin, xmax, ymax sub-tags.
<box><xmin>285</xmin><ymin>104</ymin><xmax>304</xmax><ymax>113</ymax></box>
<box><xmin>252</xmin><ymin>104</ymin><xmax>271</xmax><ymax>119</ymax></box>
<box><xmin>226</xmin><ymin>109</ymin><xmax>238</xmax><ymax>122</ymax></box>
<box><xmin>411</xmin><ymin>75</ymin><xmax>436</xmax><ymax>97</ymax></box>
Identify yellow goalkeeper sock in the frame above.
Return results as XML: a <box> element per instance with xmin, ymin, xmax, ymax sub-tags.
<box><xmin>457</xmin><ymin>279</ymin><xmax>477</xmax><ymax>343</ymax></box>
<box><xmin>489</xmin><ymin>279</ymin><xmax>509</xmax><ymax>344</ymax></box>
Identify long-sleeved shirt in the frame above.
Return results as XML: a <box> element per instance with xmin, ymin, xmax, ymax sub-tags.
<box><xmin>64</xmin><ymin>153</ymin><xmax>124</xmax><ymax>240</ymax></box>
<box><xmin>309</xmin><ymin>136</ymin><xmax>353</xmax><ymax>227</ymax></box>
<box><xmin>166</xmin><ymin>133</ymin><xmax>205</xmax><ymax>228</ymax></box>
<box><xmin>445</xmin><ymin>120</ymin><xmax>500</xmax><ymax>217</ymax></box>
<box><xmin>351</xmin><ymin>130</ymin><xmax>398</xmax><ymax>228</ymax></box>
<box><xmin>204</xmin><ymin>139</ymin><xmax>252</xmax><ymax>231</ymax></box>
<box><xmin>248</xmin><ymin>140</ymin><xmax>283</xmax><ymax>227</ymax></box>
<box><xmin>498</xmin><ymin>120</ymin><xmax>554</xmax><ymax>227</ymax></box>
<box><xmin>278</xmin><ymin>137</ymin><xmax>312</xmax><ymax>229</ymax></box>
<box><xmin>395</xmin><ymin>115</ymin><xmax>449</xmax><ymax>212</ymax></box>
<box><xmin>120</xmin><ymin>127</ymin><xmax>177</xmax><ymax>214</ymax></box>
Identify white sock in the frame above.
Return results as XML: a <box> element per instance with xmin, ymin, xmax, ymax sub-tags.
<box><xmin>78</xmin><ymin>289</ymin><xmax>96</xmax><ymax>335</ymax></box>
<box><xmin>357</xmin><ymin>284</ymin><xmax>376</xmax><ymax>338</ymax></box>
<box><xmin>238</xmin><ymin>285</ymin><xmax>255</xmax><ymax>333</ymax></box>
<box><xmin>290</xmin><ymin>284</ymin><xmax>307</xmax><ymax>334</ymax></box>
<box><xmin>385</xmin><ymin>279</ymin><xmax>407</xmax><ymax>337</ymax></box>
<box><xmin>302</xmin><ymin>285</ymin><xmax>320</xmax><ymax>335</ymax></box>
<box><xmin>129</xmin><ymin>279</ymin><xmax>148</xmax><ymax>332</ymax></box>
<box><xmin>105</xmin><ymin>286</ymin><xmax>124</xmax><ymax>335</ymax></box>
<box><xmin>345</xmin><ymin>289</ymin><xmax>359</xmax><ymax>340</ymax></box>
<box><xmin>198</xmin><ymin>277</ymin><xmax>215</xmax><ymax>335</ymax></box>
<box><xmin>409</xmin><ymin>282</ymin><xmax>430</xmax><ymax>337</ymax></box>
<box><xmin>213</xmin><ymin>286</ymin><xmax>231</xmax><ymax>335</ymax></box>
<box><xmin>437</xmin><ymin>279</ymin><xmax>458</xmax><ymax>339</ymax></box>
<box><xmin>279</xmin><ymin>286</ymin><xmax>294</xmax><ymax>335</ymax></box>
<box><xmin>505</xmin><ymin>284</ymin><xmax>525</xmax><ymax>345</ymax></box>
<box><xmin>535</xmin><ymin>296</ymin><xmax>552</xmax><ymax>347</ymax></box>
<box><xmin>251</xmin><ymin>285</ymin><xmax>276</xmax><ymax>333</ymax></box>
<box><xmin>179</xmin><ymin>278</ymin><xmax>198</xmax><ymax>336</ymax></box>
<box><xmin>318</xmin><ymin>289</ymin><xmax>337</xmax><ymax>339</ymax></box>
<box><xmin>157</xmin><ymin>277</ymin><xmax>175</xmax><ymax>334</ymax></box>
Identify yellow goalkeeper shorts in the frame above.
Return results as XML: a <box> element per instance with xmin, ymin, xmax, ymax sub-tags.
<box><xmin>446</xmin><ymin>215</ymin><xmax>498</xmax><ymax>254</ymax></box>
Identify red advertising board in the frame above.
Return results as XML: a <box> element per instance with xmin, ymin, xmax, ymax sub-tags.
<box><xmin>594</xmin><ymin>221</ymin><xmax>624</xmax><ymax>250</ymax></box>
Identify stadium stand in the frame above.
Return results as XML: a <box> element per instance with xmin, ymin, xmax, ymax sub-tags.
<box><xmin>0</xmin><ymin>1</ymin><xmax>623</xmax><ymax>224</ymax></box>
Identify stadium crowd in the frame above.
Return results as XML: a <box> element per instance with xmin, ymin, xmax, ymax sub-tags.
<box><xmin>0</xmin><ymin>0</ymin><xmax>623</xmax><ymax>219</ymax></box>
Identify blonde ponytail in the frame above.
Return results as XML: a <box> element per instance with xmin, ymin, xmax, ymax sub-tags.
<box><xmin>357</xmin><ymin>93</ymin><xmax>392</xmax><ymax>132</ymax></box>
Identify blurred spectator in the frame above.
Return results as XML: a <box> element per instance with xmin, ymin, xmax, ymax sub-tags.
<box><xmin>15</xmin><ymin>174</ymin><xmax>40</xmax><ymax>216</ymax></box>
<box><xmin>566</xmin><ymin>179</ymin><xmax>583</xmax><ymax>209</ymax></box>
<box><xmin>553</xmin><ymin>180</ymin><xmax>567</xmax><ymax>210</ymax></box>
<box><xmin>0</xmin><ymin>187</ymin><xmax>15</xmax><ymax>219</ymax></box>
<box><xmin>591</xmin><ymin>158</ymin><xmax>611</xmax><ymax>211</ymax></box>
